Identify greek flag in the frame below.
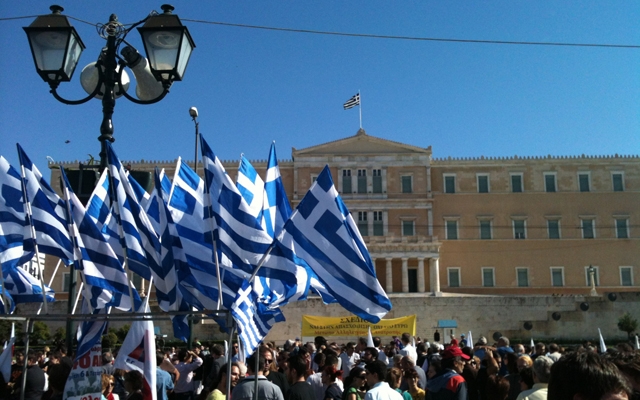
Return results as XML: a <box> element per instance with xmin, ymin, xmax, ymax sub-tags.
<box><xmin>200</xmin><ymin>136</ymin><xmax>308</xmax><ymax>309</ymax></box>
<box><xmin>0</xmin><ymin>290</ymin><xmax>14</xmax><ymax>314</ymax></box>
<box><xmin>3</xmin><ymin>265</ymin><xmax>54</xmax><ymax>304</ymax></box>
<box><xmin>17</xmin><ymin>145</ymin><xmax>73</xmax><ymax>264</ymax></box>
<box><xmin>153</xmin><ymin>168</ymin><xmax>190</xmax><ymax>341</ymax></box>
<box><xmin>0</xmin><ymin>156</ymin><xmax>34</xmax><ymax>271</ymax></box>
<box><xmin>237</xmin><ymin>155</ymin><xmax>265</xmax><ymax>223</ymax></box>
<box><xmin>85</xmin><ymin>169</ymin><xmax>111</xmax><ymax>231</ymax></box>
<box><xmin>106</xmin><ymin>143</ymin><xmax>159</xmax><ymax>282</ymax></box>
<box><xmin>231</xmin><ymin>279</ymin><xmax>285</xmax><ymax>358</ymax></box>
<box><xmin>343</xmin><ymin>93</ymin><xmax>360</xmax><ymax>110</ymax></box>
<box><xmin>60</xmin><ymin>167</ymin><xmax>140</xmax><ymax>312</ymax></box>
<box><xmin>277</xmin><ymin>165</ymin><xmax>391</xmax><ymax>323</ymax></box>
<box><xmin>263</xmin><ymin>142</ymin><xmax>292</xmax><ymax>237</ymax></box>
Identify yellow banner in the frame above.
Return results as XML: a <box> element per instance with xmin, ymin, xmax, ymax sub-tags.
<box><xmin>301</xmin><ymin>315</ymin><xmax>416</xmax><ymax>337</ymax></box>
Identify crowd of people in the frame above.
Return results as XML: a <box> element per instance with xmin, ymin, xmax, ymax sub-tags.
<box><xmin>1</xmin><ymin>332</ymin><xmax>638</xmax><ymax>400</ymax></box>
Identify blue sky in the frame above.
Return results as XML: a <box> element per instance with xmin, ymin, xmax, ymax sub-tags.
<box><xmin>1</xmin><ymin>1</ymin><xmax>639</xmax><ymax>170</ymax></box>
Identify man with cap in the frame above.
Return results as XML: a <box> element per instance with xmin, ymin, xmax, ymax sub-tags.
<box><xmin>425</xmin><ymin>346</ymin><xmax>468</xmax><ymax>400</ymax></box>
<box><xmin>459</xmin><ymin>334</ymin><xmax>468</xmax><ymax>348</ymax></box>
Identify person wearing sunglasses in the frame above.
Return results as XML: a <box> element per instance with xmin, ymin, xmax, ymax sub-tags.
<box><xmin>102</xmin><ymin>374</ymin><xmax>119</xmax><ymax>400</ymax></box>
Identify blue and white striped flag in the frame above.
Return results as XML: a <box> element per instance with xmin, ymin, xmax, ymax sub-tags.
<box><xmin>61</xmin><ymin>167</ymin><xmax>140</xmax><ymax>312</ymax></box>
<box><xmin>200</xmin><ymin>136</ymin><xmax>308</xmax><ymax>309</ymax></box>
<box><xmin>2</xmin><ymin>265</ymin><xmax>54</xmax><ymax>304</ymax></box>
<box><xmin>231</xmin><ymin>279</ymin><xmax>285</xmax><ymax>358</ymax></box>
<box><xmin>237</xmin><ymin>155</ymin><xmax>266</xmax><ymax>224</ymax></box>
<box><xmin>106</xmin><ymin>143</ymin><xmax>159</xmax><ymax>283</ymax></box>
<box><xmin>0</xmin><ymin>290</ymin><xmax>14</xmax><ymax>314</ymax></box>
<box><xmin>263</xmin><ymin>142</ymin><xmax>292</xmax><ymax>238</ymax></box>
<box><xmin>17</xmin><ymin>145</ymin><xmax>73</xmax><ymax>265</ymax></box>
<box><xmin>0</xmin><ymin>156</ymin><xmax>34</xmax><ymax>271</ymax></box>
<box><xmin>153</xmin><ymin>168</ymin><xmax>190</xmax><ymax>341</ymax></box>
<box><xmin>85</xmin><ymin>169</ymin><xmax>111</xmax><ymax>231</ymax></box>
<box><xmin>276</xmin><ymin>165</ymin><xmax>391</xmax><ymax>323</ymax></box>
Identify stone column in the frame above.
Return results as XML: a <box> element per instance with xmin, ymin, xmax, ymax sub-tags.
<box><xmin>402</xmin><ymin>258</ymin><xmax>409</xmax><ymax>293</ymax></box>
<box><xmin>430</xmin><ymin>257</ymin><xmax>441</xmax><ymax>294</ymax></box>
<box><xmin>386</xmin><ymin>258</ymin><xmax>393</xmax><ymax>293</ymax></box>
<box><xmin>417</xmin><ymin>258</ymin><xmax>425</xmax><ymax>293</ymax></box>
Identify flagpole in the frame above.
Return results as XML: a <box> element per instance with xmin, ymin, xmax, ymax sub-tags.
<box><xmin>0</xmin><ymin>271</ymin><xmax>9</xmax><ymax>314</ymax></box>
<box><xmin>358</xmin><ymin>90</ymin><xmax>362</xmax><ymax>129</ymax></box>
<box><xmin>71</xmin><ymin>282</ymin><xmax>84</xmax><ymax>314</ymax></box>
<box><xmin>225</xmin><ymin>322</ymin><xmax>236</xmax><ymax>397</ymax></box>
<box><xmin>18</xmin><ymin>162</ymin><xmax>48</xmax><ymax>315</ymax></box>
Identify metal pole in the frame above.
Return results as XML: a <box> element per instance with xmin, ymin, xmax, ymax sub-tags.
<box><xmin>225</xmin><ymin>321</ymin><xmax>235</xmax><ymax>397</ymax></box>
<box><xmin>19</xmin><ymin>319</ymin><xmax>32</xmax><ymax>400</ymax></box>
<box><xmin>98</xmin><ymin>18</ymin><xmax>118</xmax><ymax>171</ymax></box>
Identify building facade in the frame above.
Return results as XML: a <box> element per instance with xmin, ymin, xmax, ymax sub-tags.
<box><xmin>47</xmin><ymin>129</ymin><xmax>639</xmax><ymax>299</ymax></box>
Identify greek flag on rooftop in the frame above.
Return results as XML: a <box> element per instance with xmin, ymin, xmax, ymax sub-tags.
<box><xmin>0</xmin><ymin>156</ymin><xmax>34</xmax><ymax>271</ymax></box>
<box><xmin>277</xmin><ymin>165</ymin><xmax>391</xmax><ymax>323</ymax></box>
<box><xmin>17</xmin><ymin>145</ymin><xmax>73</xmax><ymax>265</ymax></box>
<box><xmin>60</xmin><ymin>167</ymin><xmax>139</xmax><ymax>312</ymax></box>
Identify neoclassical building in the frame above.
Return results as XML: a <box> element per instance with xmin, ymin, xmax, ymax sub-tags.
<box><xmin>47</xmin><ymin>129</ymin><xmax>639</xmax><ymax>299</ymax></box>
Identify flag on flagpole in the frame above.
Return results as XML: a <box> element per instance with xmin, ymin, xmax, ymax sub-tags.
<box><xmin>275</xmin><ymin>165</ymin><xmax>391</xmax><ymax>323</ymax></box>
<box><xmin>3</xmin><ymin>266</ymin><xmax>54</xmax><ymax>304</ymax></box>
<box><xmin>0</xmin><ymin>325</ymin><xmax>15</xmax><ymax>382</ymax></box>
<box><xmin>467</xmin><ymin>331</ymin><xmax>473</xmax><ymax>348</ymax></box>
<box><xmin>114</xmin><ymin>300</ymin><xmax>157</xmax><ymax>400</ymax></box>
<box><xmin>60</xmin><ymin>167</ymin><xmax>139</xmax><ymax>312</ymax></box>
<box><xmin>343</xmin><ymin>93</ymin><xmax>360</xmax><ymax>110</ymax></box>
<box><xmin>0</xmin><ymin>156</ymin><xmax>34</xmax><ymax>271</ymax></box>
<box><xmin>231</xmin><ymin>279</ymin><xmax>285</xmax><ymax>358</ymax></box>
<box><xmin>263</xmin><ymin>142</ymin><xmax>292</xmax><ymax>238</ymax></box>
<box><xmin>598</xmin><ymin>328</ymin><xmax>607</xmax><ymax>354</ymax></box>
<box><xmin>367</xmin><ymin>327</ymin><xmax>374</xmax><ymax>348</ymax></box>
<box><xmin>17</xmin><ymin>144</ymin><xmax>73</xmax><ymax>264</ymax></box>
<box><xmin>530</xmin><ymin>337</ymin><xmax>535</xmax><ymax>351</ymax></box>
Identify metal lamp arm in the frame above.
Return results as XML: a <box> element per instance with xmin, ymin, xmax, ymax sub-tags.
<box><xmin>49</xmin><ymin>78</ymin><xmax>103</xmax><ymax>105</ymax></box>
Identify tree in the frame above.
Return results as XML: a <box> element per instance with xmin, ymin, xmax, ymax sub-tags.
<box><xmin>102</xmin><ymin>331</ymin><xmax>119</xmax><ymax>351</ymax></box>
<box><xmin>53</xmin><ymin>327</ymin><xmax>66</xmax><ymax>346</ymax></box>
<box><xmin>617</xmin><ymin>312</ymin><xmax>638</xmax><ymax>339</ymax></box>
<box><xmin>31</xmin><ymin>321</ymin><xmax>51</xmax><ymax>345</ymax></box>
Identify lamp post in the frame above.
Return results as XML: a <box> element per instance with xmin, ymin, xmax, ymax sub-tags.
<box><xmin>588</xmin><ymin>265</ymin><xmax>598</xmax><ymax>296</ymax></box>
<box><xmin>24</xmin><ymin>4</ymin><xmax>195</xmax><ymax>351</ymax></box>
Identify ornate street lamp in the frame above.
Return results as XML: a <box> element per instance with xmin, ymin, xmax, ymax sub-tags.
<box><xmin>24</xmin><ymin>4</ymin><xmax>196</xmax><ymax>170</ymax></box>
<box><xmin>24</xmin><ymin>4</ymin><xmax>195</xmax><ymax>351</ymax></box>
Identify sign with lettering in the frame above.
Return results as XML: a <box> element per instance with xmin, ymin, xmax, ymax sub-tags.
<box><xmin>301</xmin><ymin>315</ymin><xmax>416</xmax><ymax>337</ymax></box>
<box><xmin>63</xmin><ymin>319</ymin><xmax>107</xmax><ymax>400</ymax></box>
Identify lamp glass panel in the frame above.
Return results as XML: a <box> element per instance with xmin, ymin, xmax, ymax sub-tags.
<box><xmin>176</xmin><ymin>32</ymin><xmax>193</xmax><ymax>78</ymax></box>
<box><xmin>29</xmin><ymin>30</ymin><xmax>70</xmax><ymax>73</ymax></box>
<box><xmin>63</xmin><ymin>33</ymin><xmax>83</xmax><ymax>78</ymax></box>
<box><xmin>143</xmin><ymin>30</ymin><xmax>180</xmax><ymax>78</ymax></box>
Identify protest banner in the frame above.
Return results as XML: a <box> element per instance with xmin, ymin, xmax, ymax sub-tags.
<box><xmin>302</xmin><ymin>315</ymin><xmax>416</xmax><ymax>337</ymax></box>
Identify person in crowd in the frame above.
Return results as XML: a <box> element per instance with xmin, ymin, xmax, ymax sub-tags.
<box><xmin>261</xmin><ymin>345</ymin><xmax>290</xmax><ymax>396</ymax></box>
<box><xmin>342</xmin><ymin>367</ymin><xmax>366</xmax><ymax>400</ymax></box>
<box><xmin>308</xmin><ymin>354</ymin><xmax>343</xmax><ymax>400</ymax></box>
<box><xmin>518</xmin><ymin>368</ymin><xmax>534</xmax><ymax>393</ymax></box>
<box><xmin>385</xmin><ymin>367</ymin><xmax>411</xmax><ymax>400</ymax></box>
<box><xmin>495</xmin><ymin>337</ymin><xmax>514</xmax><ymax>377</ymax></box>
<box><xmin>399</xmin><ymin>355</ymin><xmax>427</xmax><ymax>391</ymax></box>
<box><xmin>364</xmin><ymin>360</ymin><xmax>403</xmax><ymax>400</ymax></box>
<box><xmin>358</xmin><ymin>348</ymin><xmax>379</xmax><ymax>370</ymax></box>
<box><xmin>204</xmin><ymin>345</ymin><xmax>226</xmax><ymax>391</ymax></box>
<box><xmin>124</xmin><ymin>370</ymin><xmax>144</xmax><ymax>400</ymax></box>
<box><xmin>103</xmin><ymin>352</ymin><xmax>116</xmax><ymax>376</ymax></box>
<box><xmin>531</xmin><ymin>344</ymin><xmax>545</xmax><ymax>361</ymax></box>
<box><xmin>505</xmin><ymin>352</ymin><xmax>522</xmax><ymax>400</ymax></box>
<box><xmin>460</xmin><ymin>334</ymin><xmax>468</xmax><ymax>349</ymax></box>
<box><xmin>423</xmin><ymin>343</ymin><xmax>442</xmax><ymax>374</ymax></box>
<box><xmin>513</xmin><ymin>345</ymin><xmax>525</xmax><ymax>356</ymax></box>
<box><xmin>474</xmin><ymin>337</ymin><xmax>488</xmax><ymax>361</ymax></box>
<box><xmin>515</xmin><ymin>356</ymin><xmax>553</xmax><ymax>400</ymax></box>
<box><xmin>232</xmin><ymin>352</ymin><xmax>284</xmax><ymax>400</ymax></box>
<box><xmin>485</xmin><ymin>375</ymin><xmax>510</xmax><ymax>400</ymax></box>
<box><xmin>604</xmin><ymin>349</ymin><xmax>640</xmax><ymax>394</ymax></box>
<box><xmin>341</xmin><ymin>342</ymin><xmax>361</xmax><ymax>379</ymax></box>
<box><xmin>46</xmin><ymin>363</ymin><xmax>71</xmax><ymax>400</ymax></box>
<box><xmin>546</xmin><ymin>345</ymin><xmax>561</xmax><ymax>363</ymax></box>
<box><xmin>156</xmin><ymin>352</ymin><xmax>174</xmax><ymax>400</ymax></box>
<box><xmin>405</xmin><ymin>368</ymin><xmax>426</xmax><ymax>400</ymax></box>
<box><xmin>14</xmin><ymin>351</ymin><xmax>47</xmax><ymax>400</ymax></box>
<box><xmin>175</xmin><ymin>348</ymin><xmax>204</xmax><ymax>400</ymax></box>
<box><xmin>321</xmin><ymin>365</ymin><xmax>343</xmax><ymax>400</ymax></box>
<box><xmin>373</xmin><ymin>337</ymin><xmax>389</xmax><ymax>366</ymax></box>
<box><xmin>103</xmin><ymin>373</ymin><xmax>120</xmax><ymax>400</ymax></box>
<box><xmin>285</xmin><ymin>355</ymin><xmax>316</xmax><ymax>400</ymax></box>
<box><xmin>400</xmin><ymin>333</ymin><xmax>418</xmax><ymax>362</ymax></box>
<box><xmin>548</xmin><ymin>351</ymin><xmax>631</xmax><ymax>400</ymax></box>
<box><xmin>517</xmin><ymin>356</ymin><xmax>533</xmax><ymax>373</ymax></box>
<box><xmin>462</xmin><ymin>353</ymin><xmax>480</xmax><ymax>400</ymax></box>
<box><xmin>206</xmin><ymin>363</ymin><xmax>240</xmax><ymax>400</ymax></box>
<box><xmin>426</xmin><ymin>346</ymin><xmax>468</xmax><ymax>400</ymax></box>
<box><xmin>416</xmin><ymin>342</ymin><xmax>429</xmax><ymax>371</ymax></box>
<box><xmin>113</xmin><ymin>369</ymin><xmax>128</xmax><ymax>399</ymax></box>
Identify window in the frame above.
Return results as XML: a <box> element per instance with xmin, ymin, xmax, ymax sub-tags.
<box><xmin>578</xmin><ymin>172</ymin><xmax>590</xmax><ymax>192</ymax></box>
<box><xmin>311</xmin><ymin>174</ymin><xmax>318</xmax><ymax>183</ymax></box>
<box><xmin>516</xmin><ymin>268</ymin><xmax>529</xmax><ymax>287</ymax></box>
<box><xmin>480</xmin><ymin>220</ymin><xmax>492</xmax><ymax>240</ymax></box>
<box><xmin>401</xmin><ymin>175</ymin><xmax>413</xmax><ymax>193</ymax></box>
<box><xmin>448</xmin><ymin>268</ymin><xmax>461</xmax><ymax>288</ymax></box>
<box><xmin>62</xmin><ymin>271</ymin><xmax>76</xmax><ymax>292</ymax></box>
<box><xmin>513</xmin><ymin>219</ymin><xmax>526</xmax><ymax>239</ymax></box>
<box><xmin>547</xmin><ymin>219</ymin><xmax>561</xmax><ymax>239</ymax></box>
<box><xmin>620</xmin><ymin>267</ymin><xmax>633</xmax><ymax>286</ymax></box>
<box><xmin>357</xmin><ymin>212</ymin><xmax>368</xmax><ymax>236</ymax></box>
<box><xmin>584</xmin><ymin>266</ymin><xmax>600</xmax><ymax>286</ymax></box>
<box><xmin>581</xmin><ymin>218</ymin><xmax>595</xmax><ymax>239</ymax></box>
<box><xmin>550</xmin><ymin>267</ymin><xmax>564</xmax><ymax>287</ymax></box>
<box><xmin>408</xmin><ymin>269</ymin><xmax>418</xmax><ymax>293</ymax></box>
<box><xmin>616</xmin><ymin>218</ymin><xmax>629</xmax><ymax>239</ymax></box>
<box><xmin>357</xmin><ymin>169</ymin><xmax>367</xmax><ymax>193</ymax></box>
<box><xmin>612</xmin><ymin>172</ymin><xmax>624</xmax><ymax>192</ymax></box>
<box><xmin>544</xmin><ymin>173</ymin><xmax>557</xmax><ymax>193</ymax></box>
<box><xmin>444</xmin><ymin>174</ymin><xmax>456</xmax><ymax>194</ymax></box>
<box><xmin>477</xmin><ymin>174</ymin><xmax>490</xmax><ymax>193</ymax></box>
<box><xmin>482</xmin><ymin>268</ymin><xmax>495</xmax><ymax>287</ymax></box>
<box><xmin>373</xmin><ymin>211</ymin><xmax>384</xmax><ymax>236</ymax></box>
<box><xmin>402</xmin><ymin>220</ymin><xmax>415</xmax><ymax>236</ymax></box>
<box><xmin>342</xmin><ymin>169</ymin><xmax>352</xmax><ymax>193</ymax></box>
<box><xmin>446</xmin><ymin>220</ymin><xmax>458</xmax><ymax>240</ymax></box>
<box><xmin>372</xmin><ymin>169</ymin><xmax>382</xmax><ymax>193</ymax></box>
<box><xmin>511</xmin><ymin>173</ymin><xmax>523</xmax><ymax>193</ymax></box>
